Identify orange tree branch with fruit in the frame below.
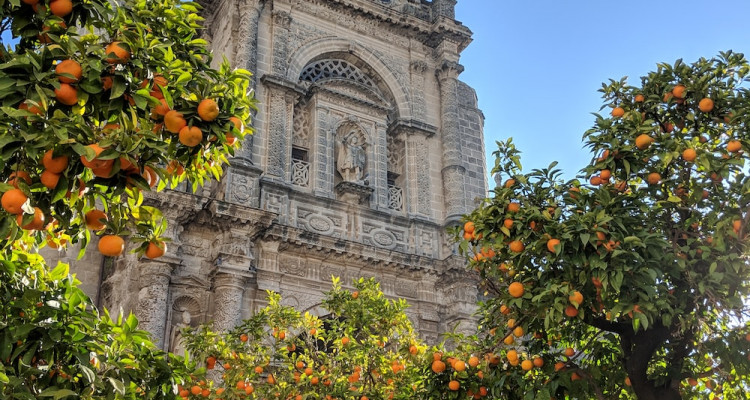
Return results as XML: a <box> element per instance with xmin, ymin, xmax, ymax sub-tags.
<box><xmin>0</xmin><ymin>0</ymin><xmax>254</xmax><ymax>397</ymax></box>
<box><xmin>0</xmin><ymin>0</ymin><xmax>255</xmax><ymax>260</ymax></box>
<box><xmin>182</xmin><ymin>277</ymin><xmax>437</xmax><ymax>400</ymax></box>
<box><xmin>456</xmin><ymin>52</ymin><xmax>750</xmax><ymax>400</ymax></box>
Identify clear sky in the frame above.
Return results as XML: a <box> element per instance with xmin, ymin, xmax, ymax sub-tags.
<box><xmin>455</xmin><ymin>0</ymin><xmax>750</xmax><ymax>186</ymax></box>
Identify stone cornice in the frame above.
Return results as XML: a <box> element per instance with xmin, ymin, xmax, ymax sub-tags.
<box><xmin>261</xmin><ymin>222</ymin><xmax>451</xmax><ymax>276</ymax></box>
<box><xmin>387</xmin><ymin>118</ymin><xmax>437</xmax><ymax>137</ymax></box>
<box><xmin>293</xmin><ymin>0</ymin><xmax>472</xmax><ymax>52</ymax></box>
<box><xmin>143</xmin><ymin>190</ymin><xmax>277</xmax><ymax>238</ymax></box>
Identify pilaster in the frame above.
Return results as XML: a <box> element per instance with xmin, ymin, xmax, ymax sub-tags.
<box><xmin>261</xmin><ymin>76</ymin><xmax>302</xmax><ymax>179</ymax></box>
<box><xmin>437</xmin><ymin>60</ymin><xmax>467</xmax><ymax>221</ymax></box>
<box><xmin>212</xmin><ymin>271</ymin><xmax>249</xmax><ymax>331</ymax></box>
<box><xmin>136</xmin><ymin>261</ymin><xmax>175</xmax><ymax>348</ymax></box>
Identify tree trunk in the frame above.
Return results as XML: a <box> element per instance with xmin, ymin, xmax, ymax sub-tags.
<box><xmin>621</xmin><ymin>324</ymin><xmax>683</xmax><ymax>400</ymax></box>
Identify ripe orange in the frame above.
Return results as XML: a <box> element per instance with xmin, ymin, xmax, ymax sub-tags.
<box><xmin>547</xmin><ymin>238</ymin><xmax>560</xmax><ymax>253</ymax></box>
<box><xmin>254</xmin><ymin>366</ymin><xmax>263</xmax><ymax>374</ymax></box>
<box><xmin>506</xmin><ymin>349</ymin><xmax>518</xmax><ymax>362</ymax></box>
<box><xmin>533</xmin><ymin>357</ymin><xmax>544</xmax><ymax>368</ymax></box>
<box><xmin>80</xmin><ymin>144</ymin><xmax>107</xmax><ymax>168</ymax></box>
<box><xmin>499</xmin><ymin>304</ymin><xmax>510</xmax><ymax>314</ymax></box>
<box><xmin>40</xmin><ymin>170</ymin><xmax>61</xmax><ymax>190</ymax></box>
<box><xmin>49</xmin><ymin>0</ymin><xmax>72</xmax><ymax>16</ymax></box>
<box><xmin>647</xmin><ymin>172</ymin><xmax>661</xmax><ymax>185</ymax></box>
<box><xmin>672</xmin><ymin>85</ymin><xmax>686</xmax><ymax>99</ymax></box>
<box><xmin>571</xmin><ymin>372</ymin><xmax>581</xmax><ymax>381</ymax></box>
<box><xmin>634</xmin><ymin>94</ymin><xmax>645</xmax><ymax>102</ymax></box>
<box><xmin>698</xmin><ymin>98</ymin><xmax>714</xmax><ymax>112</ymax></box>
<box><xmin>727</xmin><ymin>140</ymin><xmax>742</xmax><ymax>153</ymax></box>
<box><xmin>245</xmin><ymin>384</ymin><xmax>255</xmax><ymax>394</ymax></box>
<box><xmin>448</xmin><ymin>380</ymin><xmax>460</xmax><ymax>391</ymax></box>
<box><xmin>163</xmin><ymin>110</ymin><xmax>186</xmax><ymax>133</ymax></box>
<box><xmin>42</xmin><ymin>149</ymin><xmax>69</xmax><ymax>173</ymax></box>
<box><xmin>464</xmin><ymin>221</ymin><xmax>475</xmax><ymax>234</ymax></box>
<box><xmin>16</xmin><ymin>207</ymin><xmax>45</xmax><ymax>230</ymax></box>
<box><xmin>508</xmin><ymin>281</ymin><xmax>524</xmax><ymax>298</ymax></box>
<box><xmin>190</xmin><ymin>386</ymin><xmax>202</xmax><ymax>396</ymax></box>
<box><xmin>340</xmin><ymin>336</ymin><xmax>349</xmax><ymax>346</ymax></box>
<box><xmin>453</xmin><ymin>360</ymin><xmax>466</xmax><ymax>372</ymax></box>
<box><xmin>91</xmin><ymin>162</ymin><xmax>114</xmax><ymax>179</ymax></box>
<box><xmin>564</xmin><ymin>305</ymin><xmax>579</xmax><ymax>318</ymax></box>
<box><xmin>611</xmin><ymin>107</ymin><xmax>625</xmax><ymax>118</ymax></box>
<box><xmin>105</xmin><ymin>42</ymin><xmax>130</xmax><ymax>64</ymax></box>
<box><xmin>179</xmin><ymin>126</ymin><xmax>203</xmax><ymax>147</ymax></box>
<box><xmin>521</xmin><ymin>359</ymin><xmax>533</xmax><ymax>371</ymax></box>
<box><xmin>2</xmin><ymin>188</ymin><xmax>28</xmax><ymax>215</ymax></box>
<box><xmin>8</xmin><ymin>171</ymin><xmax>31</xmax><ymax>188</ymax></box>
<box><xmin>55</xmin><ymin>59</ymin><xmax>82</xmax><ymax>83</ymax></box>
<box><xmin>508</xmin><ymin>240</ymin><xmax>524</xmax><ymax>253</ymax></box>
<box><xmin>145</xmin><ymin>241</ymin><xmax>167</xmax><ymax>259</ymax></box>
<box><xmin>236</xmin><ymin>381</ymin><xmax>246</xmax><ymax>390</ymax></box>
<box><xmin>589</xmin><ymin>175</ymin><xmax>602</xmax><ymax>186</ymax></box>
<box><xmin>635</xmin><ymin>134</ymin><xmax>654</xmax><ymax>150</ymax></box>
<box><xmin>468</xmin><ymin>356</ymin><xmax>479</xmax><ymax>368</ymax></box>
<box><xmin>55</xmin><ymin>83</ymin><xmax>78</xmax><ymax>105</ymax></box>
<box><xmin>197</xmin><ymin>98</ymin><xmax>220</xmax><ymax>121</ymax></box>
<box><xmin>682</xmin><ymin>148</ymin><xmax>697</xmax><ymax>162</ymax></box>
<box><xmin>554</xmin><ymin>362</ymin><xmax>565</xmax><ymax>372</ymax></box>
<box><xmin>625</xmin><ymin>377</ymin><xmax>632</xmax><ymax>386</ymax></box>
<box><xmin>503</xmin><ymin>218</ymin><xmax>513</xmax><ymax>229</ymax></box>
<box><xmin>431</xmin><ymin>360</ymin><xmax>446</xmax><ymax>373</ymax></box>
<box><xmin>503</xmin><ymin>335</ymin><xmax>515</xmax><ymax>345</ymax></box>
<box><xmin>599</xmin><ymin>169</ymin><xmax>611</xmax><ymax>180</ymax></box>
<box><xmin>507</xmin><ymin>202</ymin><xmax>521</xmax><ymax>212</ymax></box>
<box><xmin>151</xmin><ymin>98</ymin><xmax>170</xmax><ymax>117</ymax></box>
<box><xmin>569</xmin><ymin>291</ymin><xmax>583</xmax><ymax>305</ymax></box>
<box><xmin>564</xmin><ymin>348</ymin><xmax>575</xmax><ymax>357</ymax></box>
<box><xmin>98</xmin><ymin>235</ymin><xmax>125</xmax><ymax>257</ymax></box>
<box><xmin>513</xmin><ymin>325</ymin><xmax>524</xmax><ymax>337</ymax></box>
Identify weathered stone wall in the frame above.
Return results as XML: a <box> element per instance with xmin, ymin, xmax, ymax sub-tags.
<box><xmin>64</xmin><ymin>0</ymin><xmax>486</xmax><ymax>350</ymax></box>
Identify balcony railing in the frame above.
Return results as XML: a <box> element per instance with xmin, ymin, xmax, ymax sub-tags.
<box><xmin>388</xmin><ymin>184</ymin><xmax>403</xmax><ymax>211</ymax></box>
<box><xmin>291</xmin><ymin>159</ymin><xmax>310</xmax><ymax>187</ymax></box>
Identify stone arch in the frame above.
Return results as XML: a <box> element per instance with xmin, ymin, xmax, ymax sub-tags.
<box><xmin>286</xmin><ymin>36</ymin><xmax>411</xmax><ymax>120</ymax></box>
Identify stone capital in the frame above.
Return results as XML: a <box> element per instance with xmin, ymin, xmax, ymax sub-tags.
<box><xmin>213</xmin><ymin>271</ymin><xmax>249</xmax><ymax>292</ymax></box>
<box><xmin>138</xmin><ymin>261</ymin><xmax>174</xmax><ymax>289</ymax></box>
<box><xmin>436</xmin><ymin>60</ymin><xmax>464</xmax><ymax>81</ymax></box>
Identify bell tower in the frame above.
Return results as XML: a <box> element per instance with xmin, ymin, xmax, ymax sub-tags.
<box><xmin>84</xmin><ymin>0</ymin><xmax>487</xmax><ymax>348</ymax></box>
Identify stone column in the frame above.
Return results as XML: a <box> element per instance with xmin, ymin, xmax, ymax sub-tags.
<box><xmin>437</xmin><ymin>60</ymin><xmax>467</xmax><ymax>222</ymax></box>
<box><xmin>136</xmin><ymin>262</ymin><xmax>174</xmax><ymax>348</ymax></box>
<box><xmin>230</xmin><ymin>0</ymin><xmax>263</xmax><ymax>165</ymax></box>
<box><xmin>374</xmin><ymin>122</ymin><xmax>389</xmax><ymax>209</ymax></box>
<box><xmin>262</xmin><ymin>78</ymin><xmax>298</xmax><ymax>179</ymax></box>
<box><xmin>410</xmin><ymin>60</ymin><xmax>428</xmax><ymax>121</ymax></box>
<box><xmin>405</xmin><ymin>132</ymin><xmax>432</xmax><ymax>217</ymax></box>
<box><xmin>212</xmin><ymin>272</ymin><xmax>248</xmax><ymax>331</ymax></box>
<box><xmin>271</xmin><ymin>10</ymin><xmax>292</xmax><ymax>76</ymax></box>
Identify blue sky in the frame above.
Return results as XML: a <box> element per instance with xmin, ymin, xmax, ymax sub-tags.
<box><xmin>455</xmin><ymin>1</ymin><xmax>750</xmax><ymax>185</ymax></box>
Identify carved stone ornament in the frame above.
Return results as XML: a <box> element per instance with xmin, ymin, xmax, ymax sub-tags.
<box><xmin>335</xmin><ymin>181</ymin><xmax>374</xmax><ymax>205</ymax></box>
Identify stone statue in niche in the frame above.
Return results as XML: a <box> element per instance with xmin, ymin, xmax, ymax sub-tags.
<box><xmin>336</xmin><ymin>129</ymin><xmax>366</xmax><ymax>183</ymax></box>
<box><xmin>169</xmin><ymin>310</ymin><xmax>192</xmax><ymax>356</ymax></box>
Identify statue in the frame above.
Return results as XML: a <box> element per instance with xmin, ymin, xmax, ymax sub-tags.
<box><xmin>169</xmin><ymin>310</ymin><xmax>192</xmax><ymax>356</ymax></box>
<box><xmin>337</xmin><ymin>129</ymin><xmax>366</xmax><ymax>182</ymax></box>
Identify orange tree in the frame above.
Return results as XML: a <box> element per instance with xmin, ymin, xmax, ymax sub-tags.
<box><xmin>0</xmin><ymin>250</ymin><xmax>199</xmax><ymax>398</ymax></box>
<box><xmin>0</xmin><ymin>0</ymin><xmax>253</xmax><ymax>397</ymax></box>
<box><xmin>0</xmin><ymin>0</ymin><xmax>254</xmax><ymax>259</ymax></box>
<box><xmin>457</xmin><ymin>52</ymin><xmax>750</xmax><ymax>400</ymax></box>
<box><xmin>183</xmin><ymin>278</ymin><xmax>434</xmax><ymax>400</ymax></box>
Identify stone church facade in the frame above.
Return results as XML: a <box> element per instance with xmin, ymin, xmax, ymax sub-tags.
<box><xmin>59</xmin><ymin>0</ymin><xmax>486</xmax><ymax>350</ymax></box>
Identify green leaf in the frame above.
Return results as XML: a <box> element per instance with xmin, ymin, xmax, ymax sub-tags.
<box><xmin>108</xmin><ymin>377</ymin><xmax>125</xmax><ymax>395</ymax></box>
<box><xmin>580</xmin><ymin>233</ymin><xmax>590</xmax><ymax>246</ymax></box>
